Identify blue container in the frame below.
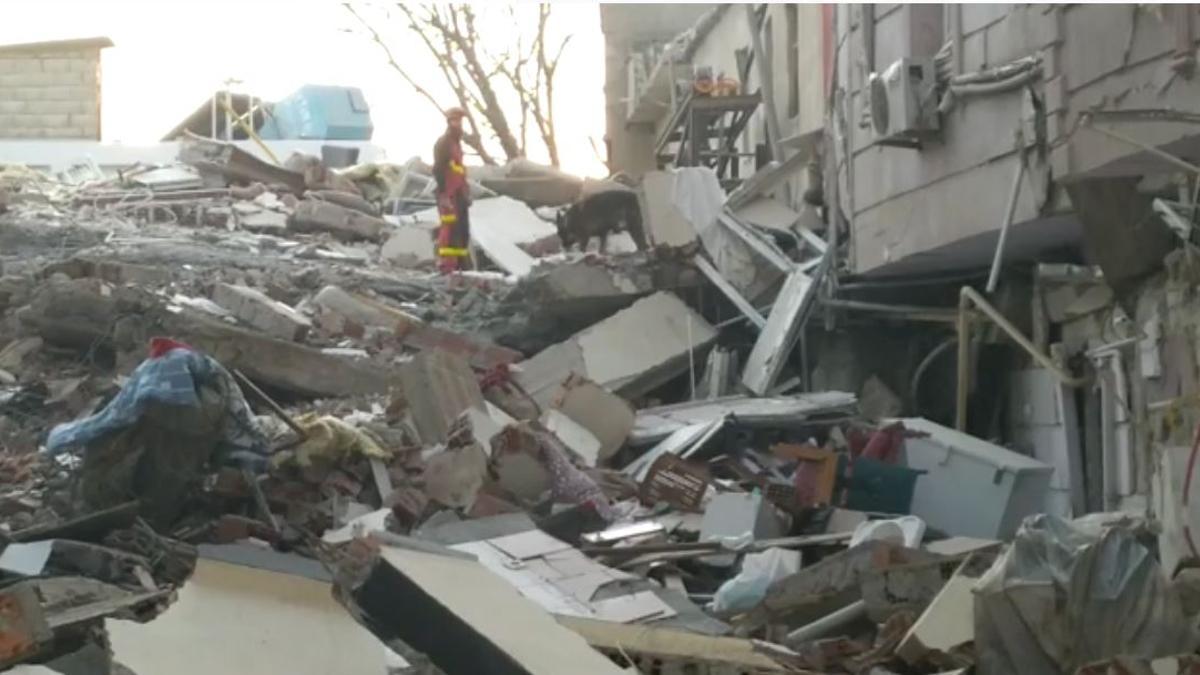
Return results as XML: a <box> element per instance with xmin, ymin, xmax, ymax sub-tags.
<box><xmin>261</xmin><ymin>85</ymin><xmax>374</xmax><ymax>141</ymax></box>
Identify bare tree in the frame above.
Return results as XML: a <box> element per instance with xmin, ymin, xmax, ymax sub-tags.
<box><xmin>344</xmin><ymin>2</ymin><xmax>570</xmax><ymax>167</ymax></box>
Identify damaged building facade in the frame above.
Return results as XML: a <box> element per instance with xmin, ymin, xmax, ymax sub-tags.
<box><xmin>826</xmin><ymin>3</ymin><xmax>1200</xmax><ymax>544</ymax></box>
<box><xmin>7</xmin><ymin>5</ymin><xmax>1200</xmax><ymax>675</ymax></box>
<box><xmin>607</xmin><ymin>3</ymin><xmax>1200</xmax><ymax>532</ymax></box>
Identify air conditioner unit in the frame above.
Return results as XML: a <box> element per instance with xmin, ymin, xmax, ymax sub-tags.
<box><xmin>867</xmin><ymin>57</ymin><xmax>940</xmax><ymax>148</ymax></box>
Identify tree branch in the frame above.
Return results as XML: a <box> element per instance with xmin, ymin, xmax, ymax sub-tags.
<box><xmin>343</xmin><ymin>4</ymin><xmax>443</xmax><ymax>115</ymax></box>
<box><xmin>394</xmin><ymin>3</ymin><xmax>497</xmax><ymax>164</ymax></box>
<box><xmin>348</xmin><ymin>2</ymin><xmax>570</xmax><ymax>167</ymax></box>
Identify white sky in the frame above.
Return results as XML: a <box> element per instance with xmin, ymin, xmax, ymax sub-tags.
<box><xmin>1</xmin><ymin>0</ymin><xmax>609</xmax><ymax>177</ymax></box>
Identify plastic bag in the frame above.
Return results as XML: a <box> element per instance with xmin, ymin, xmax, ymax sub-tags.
<box><xmin>849</xmin><ymin>515</ymin><xmax>926</xmax><ymax>549</ymax></box>
<box><xmin>975</xmin><ymin>514</ymin><xmax>1200</xmax><ymax>675</ymax></box>
<box><xmin>710</xmin><ymin>547</ymin><xmax>801</xmax><ymax>614</ymax></box>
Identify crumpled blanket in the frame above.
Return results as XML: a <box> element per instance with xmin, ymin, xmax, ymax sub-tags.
<box><xmin>45</xmin><ymin>344</ymin><xmax>266</xmax><ymax>465</ymax></box>
<box><xmin>270</xmin><ymin>413</ymin><xmax>390</xmax><ymax>470</ymax></box>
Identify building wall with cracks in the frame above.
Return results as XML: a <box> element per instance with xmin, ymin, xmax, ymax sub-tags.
<box><xmin>831</xmin><ymin>4</ymin><xmax>1200</xmax><ymax>277</ymax></box>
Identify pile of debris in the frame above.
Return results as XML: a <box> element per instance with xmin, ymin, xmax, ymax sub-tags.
<box><xmin>3</xmin><ymin>142</ymin><xmax>1199</xmax><ymax>675</ymax></box>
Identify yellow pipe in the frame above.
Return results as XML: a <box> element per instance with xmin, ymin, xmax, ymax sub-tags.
<box><xmin>955</xmin><ymin>285</ymin><xmax>1089</xmax><ymax>431</ymax></box>
<box><xmin>218</xmin><ymin>98</ymin><xmax>280</xmax><ymax>166</ymax></box>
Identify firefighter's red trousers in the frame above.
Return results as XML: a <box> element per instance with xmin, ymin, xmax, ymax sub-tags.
<box><xmin>436</xmin><ymin>192</ymin><xmax>471</xmax><ymax>274</ymax></box>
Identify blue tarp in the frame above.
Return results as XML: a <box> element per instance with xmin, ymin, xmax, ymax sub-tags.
<box><xmin>46</xmin><ymin>348</ymin><xmax>266</xmax><ymax>465</ymax></box>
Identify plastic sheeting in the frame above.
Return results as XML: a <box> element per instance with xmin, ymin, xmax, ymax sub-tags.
<box><xmin>974</xmin><ymin>514</ymin><xmax>1200</xmax><ymax>675</ymax></box>
<box><xmin>849</xmin><ymin>516</ymin><xmax>926</xmax><ymax>549</ymax></box>
<box><xmin>710</xmin><ymin>548</ymin><xmax>801</xmax><ymax>614</ymax></box>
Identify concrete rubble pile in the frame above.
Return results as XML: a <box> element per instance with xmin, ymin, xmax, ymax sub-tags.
<box><xmin>4</xmin><ymin>147</ymin><xmax>1200</xmax><ymax>675</ymax></box>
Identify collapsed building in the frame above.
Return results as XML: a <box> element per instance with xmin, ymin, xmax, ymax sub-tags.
<box><xmin>608</xmin><ymin>2</ymin><xmax>1200</xmax><ymax>560</ymax></box>
<box><xmin>3</xmin><ymin>3</ymin><xmax>1200</xmax><ymax>675</ymax></box>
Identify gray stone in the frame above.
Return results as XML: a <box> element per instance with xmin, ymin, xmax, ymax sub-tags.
<box><xmin>211</xmin><ymin>283</ymin><xmax>311</xmax><ymax>342</ymax></box>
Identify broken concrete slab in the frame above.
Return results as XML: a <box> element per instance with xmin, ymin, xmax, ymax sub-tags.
<box><xmin>165</xmin><ymin>308</ymin><xmax>393</xmax><ymax>398</ymax></box>
<box><xmin>630</xmin><ymin>391</ymin><xmax>857</xmax><ymax>445</ymax></box>
<box><xmin>381</xmin><ymin>226</ymin><xmax>435</xmax><ymax>268</ymax></box>
<box><xmin>0</xmin><ymin>337</ymin><xmax>42</xmax><ymax>373</ymax></box>
<box><xmin>109</xmin><ymin>555</ymin><xmax>395</xmax><ymax>675</ymax></box>
<box><xmin>308</xmin><ymin>189</ymin><xmax>380</xmax><ymax>217</ymax></box>
<box><xmin>518</xmin><ymin>256</ymin><xmax>651</xmax><ymax>310</ymax></box>
<box><xmin>641</xmin><ymin>168</ymin><xmax>785</xmax><ymax>300</ymax></box>
<box><xmin>43</xmin><ymin>257</ymin><xmax>172</xmax><ymax>287</ymax></box>
<box><xmin>541</xmin><ymin>409</ymin><xmax>603</xmax><ymax>466</ymax></box>
<box><xmin>544</xmin><ymin>375</ymin><xmax>634</xmax><ymax>463</ymax></box>
<box><xmin>179</xmin><ymin>135</ymin><xmax>307</xmax><ymax>194</ymax></box>
<box><xmin>409</xmin><ymin>196</ymin><xmax>556</xmax><ymax>277</ymax></box>
<box><xmin>639</xmin><ymin>170</ymin><xmax>703</xmax><ymax>248</ymax></box>
<box><xmin>475</xmin><ymin>158</ymin><xmax>585</xmax><ymax>208</ymax></box>
<box><xmin>312</xmin><ymin>284</ymin><xmax>412</xmax><ymax>335</ymax></box>
<box><xmin>313</xmin><ymin>285</ymin><xmax>521</xmax><ymax>370</ymax></box>
<box><xmin>896</xmin><ymin>553</ymin><xmax>995</xmax><ymax>668</ymax></box>
<box><xmin>211</xmin><ymin>283</ymin><xmax>311</xmax><ymax>342</ymax></box>
<box><xmin>742</xmin><ymin>255</ymin><xmax>829</xmax><ymax>396</ymax></box>
<box><xmin>516</xmin><ymin>292</ymin><xmax>717</xmax><ymax>406</ymax></box>
<box><xmin>448</xmin><ymin>252</ymin><xmax>699</xmax><ymax>357</ymax></box>
<box><xmin>338</xmin><ymin>544</ymin><xmax>629</xmax><ymax>675</ymax></box>
<box><xmin>17</xmin><ymin>279</ymin><xmax>389</xmax><ymax>398</ymax></box>
<box><xmin>424</xmin><ymin>444</ymin><xmax>490</xmax><ymax>510</ymax></box>
<box><xmin>289</xmin><ymin>199</ymin><xmax>389</xmax><ymax>243</ymax></box>
<box><xmin>402</xmin><ymin>350</ymin><xmax>486</xmax><ymax>445</ymax></box>
<box><xmin>236</xmin><ymin>209</ymin><xmax>289</xmax><ymax>234</ymax></box>
<box><xmin>467</xmin><ymin>196</ymin><xmax>558</xmax><ymax>247</ymax></box>
<box><xmin>858</xmin><ymin>554</ymin><xmax>962</xmax><ymax>624</ymax></box>
<box><xmin>746</xmin><ymin>541</ymin><xmax>944</xmax><ymax>630</ymax></box>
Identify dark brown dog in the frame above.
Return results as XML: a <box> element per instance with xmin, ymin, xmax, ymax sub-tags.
<box><xmin>555</xmin><ymin>190</ymin><xmax>647</xmax><ymax>252</ymax></box>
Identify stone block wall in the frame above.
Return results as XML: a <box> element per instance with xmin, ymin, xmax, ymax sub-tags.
<box><xmin>0</xmin><ymin>47</ymin><xmax>104</xmax><ymax>139</ymax></box>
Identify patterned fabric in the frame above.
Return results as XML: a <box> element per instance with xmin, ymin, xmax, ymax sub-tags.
<box><xmin>491</xmin><ymin>421</ymin><xmax>613</xmax><ymax>522</ymax></box>
<box><xmin>46</xmin><ymin>347</ymin><xmax>267</xmax><ymax>466</ymax></box>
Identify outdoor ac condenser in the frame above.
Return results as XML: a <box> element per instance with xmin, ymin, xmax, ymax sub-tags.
<box><xmin>867</xmin><ymin>57</ymin><xmax>940</xmax><ymax>148</ymax></box>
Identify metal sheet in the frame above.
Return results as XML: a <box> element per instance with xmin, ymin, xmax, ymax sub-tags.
<box><xmin>624</xmin><ymin>419</ymin><xmax>725</xmax><ymax>480</ymax></box>
<box><xmin>741</xmin><ymin>253</ymin><xmax>829</xmax><ymax>395</ymax></box>
<box><xmin>693</xmin><ymin>254</ymin><xmax>767</xmax><ymax>329</ymax></box>
<box><xmin>580</xmin><ymin>522</ymin><xmax>666</xmax><ymax>546</ymax></box>
<box><xmin>717</xmin><ymin>212</ymin><xmax>794</xmax><ymax>273</ymax></box>
<box><xmin>631</xmin><ymin>391</ymin><xmax>856</xmax><ymax>446</ymax></box>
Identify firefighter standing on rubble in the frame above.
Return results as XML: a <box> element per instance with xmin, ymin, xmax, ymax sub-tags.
<box><xmin>433</xmin><ymin>107</ymin><xmax>472</xmax><ymax>274</ymax></box>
